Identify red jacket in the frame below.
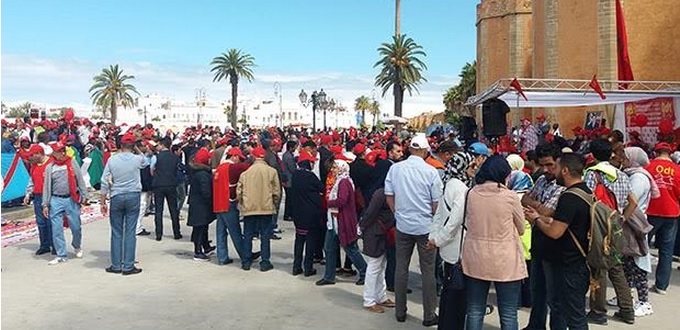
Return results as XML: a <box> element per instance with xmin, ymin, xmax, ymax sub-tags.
<box><xmin>29</xmin><ymin>158</ymin><xmax>52</xmax><ymax>195</ymax></box>
<box><xmin>213</xmin><ymin>162</ymin><xmax>231</xmax><ymax>213</ymax></box>
<box><xmin>646</xmin><ymin>158</ymin><xmax>680</xmax><ymax>218</ymax></box>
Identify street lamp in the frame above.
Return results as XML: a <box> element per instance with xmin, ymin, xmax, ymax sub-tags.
<box><xmin>323</xmin><ymin>98</ymin><xmax>335</xmax><ymax>130</ymax></box>
<box><xmin>195</xmin><ymin>88</ymin><xmax>206</xmax><ymax>126</ymax></box>
<box><xmin>274</xmin><ymin>82</ymin><xmax>282</xmax><ymax>128</ymax></box>
<box><xmin>299</xmin><ymin>88</ymin><xmax>321</xmax><ymax>132</ymax></box>
<box><xmin>137</xmin><ymin>106</ymin><xmax>148</xmax><ymax>126</ymax></box>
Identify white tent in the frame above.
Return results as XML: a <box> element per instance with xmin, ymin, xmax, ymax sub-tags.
<box><xmin>466</xmin><ymin>78</ymin><xmax>680</xmax><ymax>138</ymax></box>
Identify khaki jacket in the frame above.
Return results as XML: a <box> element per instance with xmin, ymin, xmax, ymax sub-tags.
<box><xmin>237</xmin><ymin>159</ymin><xmax>281</xmax><ymax>217</ymax></box>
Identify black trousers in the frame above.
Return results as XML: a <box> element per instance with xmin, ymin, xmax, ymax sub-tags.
<box><xmin>314</xmin><ymin>220</ymin><xmax>325</xmax><ymax>259</ymax></box>
<box><xmin>438</xmin><ymin>261</ymin><xmax>467</xmax><ymax>330</ymax></box>
<box><xmin>283</xmin><ymin>187</ymin><xmax>293</xmax><ymax>220</ymax></box>
<box><xmin>293</xmin><ymin>231</ymin><xmax>316</xmax><ymax>273</ymax></box>
<box><xmin>154</xmin><ymin>186</ymin><xmax>181</xmax><ymax>237</ymax></box>
<box><xmin>191</xmin><ymin>225</ymin><xmax>209</xmax><ymax>254</ymax></box>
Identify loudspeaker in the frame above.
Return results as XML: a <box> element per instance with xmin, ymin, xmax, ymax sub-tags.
<box><xmin>460</xmin><ymin>116</ymin><xmax>478</xmax><ymax>142</ymax></box>
<box><xmin>482</xmin><ymin>98</ymin><xmax>510</xmax><ymax>137</ymax></box>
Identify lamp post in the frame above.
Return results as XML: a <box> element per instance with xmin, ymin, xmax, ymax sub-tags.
<box><xmin>195</xmin><ymin>88</ymin><xmax>206</xmax><ymax>126</ymax></box>
<box><xmin>299</xmin><ymin>88</ymin><xmax>325</xmax><ymax>132</ymax></box>
<box><xmin>137</xmin><ymin>106</ymin><xmax>148</xmax><ymax>126</ymax></box>
<box><xmin>274</xmin><ymin>82</ymin><xmax>283</xmax><ymax>128</ymax></box>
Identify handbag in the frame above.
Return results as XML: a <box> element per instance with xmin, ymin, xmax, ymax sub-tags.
<box><xmin>442</xmin><ymin>187</ymin><xmax>471</xmax><ymax>291</ymax></box>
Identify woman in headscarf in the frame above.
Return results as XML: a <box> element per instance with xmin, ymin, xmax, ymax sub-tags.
<box><xmin>290</xmin><ymin>150</ymin><xmax>324</xmax><ymax>277</ymax></box>
<box><xmin>616</xmin><ymin>147</ymin><xmax>659</xmax><ymax>317</ymax></box>
<box><xmin>359</xmin><ymin>161</ymin><xmax>396</xmax><ymax>313</ymax></box>
<box><xmin>316</xmin><ymin>159</ymin><xmax>367</xmax><ymax>286</ymax></box>
<box><xmin>506</xmin><ymin>154</ymin><xmax>534</xmax><ymax>192</ymax></box>
<box><xmin>463</xmin><ymin>155</ymin><xmax>527</xmax><ymax>330</ymax></box>
<box><xmin>187</xmin><ymin>148</ymin><xmax>215</xmax><ymax>261</ymax></box>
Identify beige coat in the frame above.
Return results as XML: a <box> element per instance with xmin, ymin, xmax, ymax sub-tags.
<box><xmin>237</xmin><ymin>159</ymin><xmax>281</xmax><ymax>217</ymax></box>
<box><xmin>461</xmin><ymin>182</ymin><xmax>527</xmax><ymax>282</ymax></box>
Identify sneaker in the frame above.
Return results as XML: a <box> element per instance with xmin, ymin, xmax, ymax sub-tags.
<box><xmin>203</xmin><ymin>246</ymin><xmax>216</xmax><ymax>256</ymax></box>
<box><xmin>193</xmin><ymin>253</ymin><xmax>210</xmax><ymax>262</ymax></box>
<box><xmin>635</xmin><ymin>302</ymin><xmax>654</xmax><ymax>317</ymax></box>
<box><xmin>48</xmin><ymin>257</ymin><xmax>67</xmax><ymax>265</ymax></box>
<box><xmin>607</xmin><ymin>296</ymin><xmax>618</xmax><ymax>306</ymax></box>
<box><xmin>273</xmin><ymin>228</ymin><xmax>283</xmax><ymax>234</ymax></box>
<box><xmin>613</xmin><ymin>311</ymin><xmax>635</xmax><ymax>324</ymax></box>
<box><xmin>422</xmin><ymin>314</ymin><xmax>439</xmax><ymax>327</ymax></box>
<box><xmin>35</xmin><ymin>248</ymin><xmax>51</xmax><ymax>255</ymax></box>
<box><xmin>378</xmin><ymin>299</ymin><xmax>396</xmax><ymax>308</ymax></box>
<box><xmin>75</xmin><ymin>249</ymin><xmax>84</xmax><ymax>258</ymax></box>
<box><xmin>122</xmin><ymin>267</ymin><xmax>143</xmax><ymax>276</ymax></box>
<box><xmin>651</xmin><ymin>286</ymin><xmax>667</xmax><ymax>295</ymax></box>
<box><xmin>260</xmin><ymin>263</ymin><xmax>274</xmax><ymax>272</ymax></box>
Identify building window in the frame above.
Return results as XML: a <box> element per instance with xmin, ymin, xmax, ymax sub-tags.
<box><xmin>294</xmin><ymin>112</ymin><xmax>298</xmax><ymax>120</ymax></box>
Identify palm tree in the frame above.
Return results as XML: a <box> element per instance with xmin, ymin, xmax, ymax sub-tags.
<box><xmin>89</xmin><ymin>65</ymin><xmax>139</xmax><ymax>125</ymax></box>
<box><xmin>374</xmin><ymin>34</ymin><xmax>427</xmax><ymax>118</ymax></box>
<box><xmin>370</xmin><ymin>100</ymin><xmax>381</xmax><ymax>126</ymax></box>
<box><xmin>210</xmin><ymin>49</ymin><xmax>255</xmax><ymax>128</ymax></box>
<box><xmin>354</xmin><ymin>95</ymin><xmax>372</xmax><ymax>126</ymax></box>
<box><xmin>395</xmin><ymin>0</ymin><xmax>401</xmax><ymax>36</ymax></box>
<box><xmin>442</xmin><ymin>61</ymin><xmax>477</xmax><ymax>118</ymax></box>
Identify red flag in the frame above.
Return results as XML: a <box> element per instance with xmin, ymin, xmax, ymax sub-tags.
<box><xmin>589</xmin><ymin>75</ymin><xmax>606</xmax><ymax>100</ymax></box>
<box><xmin>510</xmin><ymin>78</ymin><xmax>528</xmax><ymax>101</ymax></box>
<box><xmin>616</xmin><ymin>0</ymin><xmax>634</xmax><ymax>89</ymax></box>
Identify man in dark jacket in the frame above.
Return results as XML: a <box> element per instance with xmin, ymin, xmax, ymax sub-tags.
<box><xmin>350</xmin><ymin>143</ymin><xmax>374</xmax><ymax>204</ymax></box>
<box><xmin>262</xmin><ymin>138</ymin><xmax>284</xmax><ymax>239</ymax></box>
<box><xmin>290</xmin><ymin>151</ymin><xmax>324</xmax><ymax>276</ymax></box>
<box><xmin>151</xmin><ymin>138</ymin><xmax>182</xmax><ymax>241</ymax></box>
<box><xmin>282</xmin><ymin>139</ymin><xmax>298</xmax><ymax>221</ymax></box>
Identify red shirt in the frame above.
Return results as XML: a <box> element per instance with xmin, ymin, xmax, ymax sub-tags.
<box><xmin>29</xmin><ymin>158</ymin><xmax>52</xmax><ymax>195</ymax></box>
<box><xmin>645</xmin><ymin>158</ymin><xmax>680</xmax><ymax>218</ymax></box>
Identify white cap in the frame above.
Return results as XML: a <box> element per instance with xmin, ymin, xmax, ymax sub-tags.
<box><xmin>409</xmin><ymin>134</ymin><xmax>430</xmax><ymax>150</ymax></box>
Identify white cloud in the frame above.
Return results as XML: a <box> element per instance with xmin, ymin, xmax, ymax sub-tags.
<box><xmin>1</xmin><ymin>53</ymin><xmax>455</xmax><ymax>118</ymax></box>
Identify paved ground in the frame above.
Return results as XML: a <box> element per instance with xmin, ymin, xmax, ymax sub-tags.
<box><xmin>3</xmin><ymin>208</ymin><xmax>680</xmax><ymax>330</ymax></box>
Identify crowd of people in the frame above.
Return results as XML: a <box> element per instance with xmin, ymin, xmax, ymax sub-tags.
<box><xmin>2</xmin><ymin>113</ymin><xmax>680</xmax><ymax>329</ymax></box>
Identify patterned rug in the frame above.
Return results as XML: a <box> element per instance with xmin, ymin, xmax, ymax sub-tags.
<box><xmin>1</xmin><ymin>205</ymin><xmax>105</xmax><ymax>248</ymax></box>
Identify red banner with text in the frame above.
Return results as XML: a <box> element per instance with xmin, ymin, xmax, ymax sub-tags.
<box><xmin>625</xmin><ymin>97</ymin><xmax>676</xmax><ymax>145</ymax></box>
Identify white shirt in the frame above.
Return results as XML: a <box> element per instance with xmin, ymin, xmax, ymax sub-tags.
<box><xmin>429</xmin><ymin>178</ymin><xmax>468</xmax><ymax>264</ymax></box>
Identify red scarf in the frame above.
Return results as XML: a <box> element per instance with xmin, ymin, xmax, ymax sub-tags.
<box><xmin>52</xmin><ymin>156</ymin><xmax>80</xmax><ymax>203</ymax></box>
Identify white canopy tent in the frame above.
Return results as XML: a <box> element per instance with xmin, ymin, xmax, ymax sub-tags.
<box><xmin>466</xmin><ymin>78</ymin><xmax>680</xmax><ymax>137</ymax></box>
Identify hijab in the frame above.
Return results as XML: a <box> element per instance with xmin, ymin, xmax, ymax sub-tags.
<box><xmin>624</xmin><ymin>147</ymin><xmax>660</xmax><ymax>199</ymax></box>
<box><xmin>328</xmin><ymin>160</ymin><xmax>354</xmax><ymax>213</ymax></box>
<box><xmin>506</xmin><ymin>154</ymin><xmax>524</xmax><ymax>171</ymax></box>
<box><xmin>474</xmin><ymin>155</ymin><xmax>511</xmax><ymax>186</ymax></box>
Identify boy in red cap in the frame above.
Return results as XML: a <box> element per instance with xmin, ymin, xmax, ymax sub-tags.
<box><xmin>24</xmin><ymin>144</ymin><xmax>54</xmax><ymax>255</ymax></box>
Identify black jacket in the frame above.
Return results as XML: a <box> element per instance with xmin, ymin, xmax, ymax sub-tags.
<box><xmin>187</xmin><ymin>169</ymin><xmax>214</xmax><ymax>227</ymax></box>
<box><xmin>152</xmin><ymin>150</ymin><xmax>179</xmax><ymax>188</ymax></box>
<box><xmin>291</xmin><ymin>169</ymin><xmax>324</xmax><ymax>230</ymax></box>
<box><xmin>350</xmin><ymin>157</ymin><xmax>375</xmax><ymax>203</ymax></box>
<box><xmin>359</xmin><ymin>188</ymin><xmax>394</xmax><ymax>257</ymax></box>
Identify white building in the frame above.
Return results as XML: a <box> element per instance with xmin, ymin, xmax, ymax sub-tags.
<box><xmin>116</xmin><ymin>93</ymin><xmax>362</xmax><ymax>133</ymax></box>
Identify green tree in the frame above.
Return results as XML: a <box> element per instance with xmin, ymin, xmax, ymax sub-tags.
<box><xmin>354</xmin><ymin>95</ymin><xmax>372</xmax><ymax>126</ymax></box>
<box><xmin>370</xmin><ymin>100</ymin><xmax>381</xmax><ymax>126</ymax></box>
<box><xmin>374</xmin><ymin>34</ymin><xmax>427</xmax><ymax>118</ymax></box>
<box><xmin>89</xmin><ymin>64</ymin><xmax>139</xmax><ymax>125</ymax></box>
<box><xmin>210</xmin><ymin>49</ymin><xmax>256</xmax><ymax>128</ymax></box>
<box><xmin>443</xmin><ymin>60</ymin><xmax>477</xmax><ymax>121</ymax></box>
<box><xmin>8</xmin><ymin>102</ymin><xmax>32</xmax><ymax>118</ymax></box>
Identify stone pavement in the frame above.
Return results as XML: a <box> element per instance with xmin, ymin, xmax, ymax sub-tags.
<box><xmin>2</xmin><ymin>209</ymin><xmax>680</xmax><ymax>330</ymax></box>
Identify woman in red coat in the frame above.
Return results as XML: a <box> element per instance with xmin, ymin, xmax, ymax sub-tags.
<box><xmin>315</xmin><ymin>159</ymin><xmax>368</xmax><ymax>286</ymax></box>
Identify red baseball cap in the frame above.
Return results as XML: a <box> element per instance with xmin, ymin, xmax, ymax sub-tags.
<box><xmin>654</xmin><ymin>142</ymin><xmax>673</xmax><ymax>152</ymax></box>
<box><xmin>297</xmin><ymin>150</ymin><xmax>316</xmax><ymax>164</ymax></box>
<box><xmin>121</xmin><ymin>133</ymin><xmax>136</xmax><ymax>144</ymax></box>
<box><xmin>352</xmin><ymin>143</ymin><xmax>367</xmax><ymax>155</ymax></box>
<box><xmin>252</xmin><ymin>146</ymin><xmax>266</xmax><ymax>158</ymax></box>
<box><xmin>227</xmin><ymin>147</ymin><xmax>245</xmax><ymax>160</ymax></box>
<box><xmin>28</xmin><ymin>144</ymin><xmax>44</xmax><ymax>154</ymax></box>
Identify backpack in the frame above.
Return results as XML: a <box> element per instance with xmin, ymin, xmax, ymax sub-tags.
<box><xmin>566</xmin><ymin>187</ymin><xmax>624</xmax><ymax>271</ymax></box>
<box><xmin>590</xmin><ymin>170</ymin><xmax>618</xmax><ymax>211</ymax></box>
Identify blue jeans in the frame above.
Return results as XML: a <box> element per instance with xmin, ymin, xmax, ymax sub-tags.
<box><xmin>243</xmin><ymin>215</ymin><xmax>272</xmax><ymax>267</ymax></box>
<box><xmin>555</xmin><ymin>262</ymin><xmax>589</xmax><ymax>330</ymax></box>
<box><xmin>526</xmin><ymin>257</ymin><xmax>547</xmax><ymax>330</ymax></box>
<box><xmin>49</xmin><ymin>196</ymin><xmax>82</xmax><ymax>258</ymax></box>
<box><xmin>33</xmin><ymin>195</ymin><xmax>53</xmax><ymax>250</ymax></box>
<box><xmin>543</xmin><ymin>260</ymin><xmax>567</xmax><ymax>330</ymax></box>
<box><xmin>323</xmin><ymin>229</ymin><xmax>367</xmax><ymax>282</ymax></box>
<box><xmin>466</xmin><ymin>276</ymin><xmax>521</xmax><ymax>330</ymax></box>
<box><xmin>216</xmin><ymin>201</ymin><xmax>245</xmax><ymax>264</ymax></box>
<box><xmin>109</xmin><ymin>192</ymin><xmax>140</xmax><ymax>271</ymax></box>
<box><xmin>648</xmin><ymin>216</ymin><xmax>678</xmax><ymax>290</ymax></box>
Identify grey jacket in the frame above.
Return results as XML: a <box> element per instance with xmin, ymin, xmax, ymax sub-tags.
<box><xmin>42</xmin><ymin>158</ymin><xmax>88</xmax><ymax>206</ymax></box>
<box><xmin>281</xmin><ymin>151</ymin><xmax>297</xmax><ymax>188</ymax></box>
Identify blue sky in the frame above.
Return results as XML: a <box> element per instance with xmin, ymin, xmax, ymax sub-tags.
<box><xmin>2</xmin><ymin>0</ymin><xmax>478</xmax><ymax>117</ymax></box>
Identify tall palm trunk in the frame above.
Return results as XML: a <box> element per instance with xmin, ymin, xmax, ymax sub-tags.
<box><xmin>361</xmin><ymin>110</ymin><xmax>366</xmax><ymax>125</ymax></box>
<box><xmin>110</xmin><ymin>101</ymin><xmax>118</xmax><ymax>125</ymax></box>
<box><xmin>230</xmin><ymin>75</ymin><xmax>239</xmax><ymax>129</ymax></box>
<box><xmin>395</xmin><ymin>0</ymin><xmax>401</xmax><ymax>36</ymax></box>
<box><xmin>393</xmin><ymin>83</ymin><xmax>404</xmax><ymax>118</ymax></box>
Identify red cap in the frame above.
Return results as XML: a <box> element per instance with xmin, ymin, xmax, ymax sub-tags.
<box><xmin>28</xmin><ymin>144</ymin><xmax>44</xmax><ymax>154</ymax></box>
<box><xmin>329</xmin><ymin>145</ymin><xmax>344</xmax><ymax>156</ymax></box>
<box><xmin>194</xmin><ymin>147</ymin><xmax>211</xmax><ymax>165</ymax></box>
<box><xmin>297</xmin><ymin>150</ymin><xmax>316</xmax><ymax>164</ymax></box>
<box><xmin>654</xmin><ymin>142</ymin><xmax>673</xmax><ymax>152</ymax></box>
<box><xmin>536</xmin><ymin>114</ymin><xmax>546</xmax><ymax>120</ymax></box>
<box><xmin>227</xmin><ymin>147</ymin><xmax>245</xmax><ymax>160</ymax></box>
<box><xmin>521</xmin><ymin>117</ymin><xmax>531</xmax><ymax>123</ymax></box>
<box><xmin>51</xmin><ymin>142</ymin><xmax>66</xmax><ymax>152</ymax></box>
<box><xmin>352</xmin><ymin>143</ymin><xmax>366</xmax><ymax>155</ymax></box>
<box><xmin>121</xmin><ymin>133</ymin><xmax>136</xmax><ymax>144</ymax></box>
<box><xmin>321</xmin><ymin>135</ymin><xmax>333</xmax><ymax>145</ymax></box>
<box><xmin>217</xmin><ymin>137</ymin><xmax>228</xmax><ymax>146</ymax></box>
<box><xmin>20</xmin><ymin>136</ymin><xmax>30</xmax><ymax>142</ymax></box>
<box><xmin>252</xmin><ymin>146</ymin><xmax>266</xmax><ymax>158</ymax></box>
<box><xmin>272</xmin><ymin>138</ymin><xmax>282</xmax><ymax>146</ymax></box>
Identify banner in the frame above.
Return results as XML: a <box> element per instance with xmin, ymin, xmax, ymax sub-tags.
<box><xmin>625</xmin><ymin>97</ymin><xmax>676</xmax><ymax>145</ymax></box>
<box><xmin>2</xmin><ymin>153</ymin><xmax>30</xmax><ymax>202</ymax></box>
